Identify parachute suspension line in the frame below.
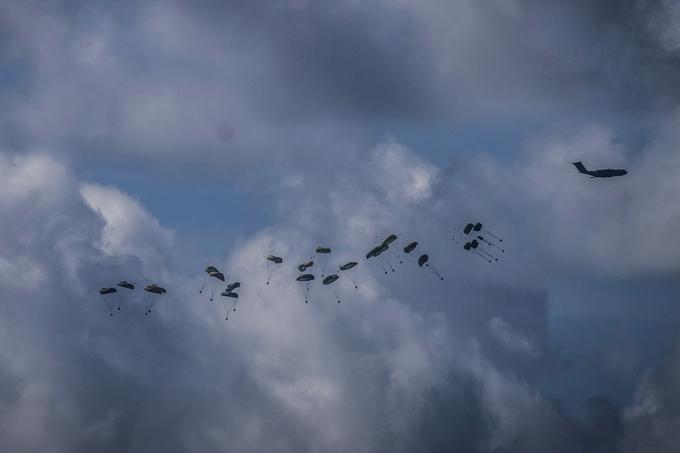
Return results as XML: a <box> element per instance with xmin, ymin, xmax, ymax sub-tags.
<box><xmin>473</xmin><ymin>250</ymin><xmax>492</xmax><ymax>263</ymax></box>
<box><xmin>349</xmin><ymin>269</ymin><xmax>358</xmax><ymax>290</ymax></box>
<box><xmin>388</xmin><ymin>248</ymin><xmax>403</xmax><ymax>265</ymax></box>
<box><xmin>426</xmin><ymin>263</ymin><xmax>444</xmax><ymax>281</ymax></box>
<box><xmin>221</xmin><ymin>299</ymin><xmax>230</xmax><ymax>320</ymax></box>
<box><xmin>485</xmin><ymin>230</ymin><xmax>502</xmax><ymax>242</ymax></box>
<box><xmin>325</xmin><ymin>284</ymin><xmax>341</xmax><ymax>304</ymax></box>
<box><xmin>199</xmin><ymin>275</ymin><xmax>207</xmax><ymax>294</ymax></box>
<box><xmin>477</xmin><ymin>248</ymin><xmax>498</xmax><ymax>262</ymax></box>
<box><xmin>478</xmin><ymin>236</ymin><xmax>504</xmax><ymax>253</ymax></box>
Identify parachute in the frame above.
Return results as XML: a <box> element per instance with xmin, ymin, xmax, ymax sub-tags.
<box><xmin>339</xmin><ymin>261</ymin><xmax>358</xmax><ymax>289</ymax></box>
<box><xmin>200</xmin><ymin>266</ymin><xmax>226</xmax><ymax>301</ymax></box>
<box><xmin>117</xmin><ymin>281</ymin><xmax>134</xmax><ymax>290</ymax></box>
<box><xmin>417</xmin><ymin>254</ymin><xmax>444</xmax><ymax>281</ymax></box>
<box><xmin>459</xmin><ymin>221</ymin><xmax>504</xmax><ymax>261</ymax></box>
<box><xmin>366</xmin><ymin>244</ymin><xmax>388</xmax><ymax>259</ymax></box>
<box><xmin>315</xmin><ymin>246</ymin><xmax>332</xmax><ymax>278</ymax></box>
<box><xmin>296</xmin><ymin>273</ymin><xmax>315</xmax><ymax>303</ymax></box>
<box><xmin>403</xmin><ymin>242</ymin><xmax>418</xmax><ymax>254</ymax></box>
<box><xmin>226</xmin><ymin>282</ymin><xmax>241</xmax><ymax>292</ymax></box>
<box><xmin>115</xmin><ymin>280</ymin><xmax>135</xmax><ymax>311</ymax></box>
<box><xmin>298</xmin><ymin>260</ymin><xmax>314</xmax><ymax>272</ymax></box>
<box><xmin>99</xmin><ymin>287</ymin><xmax>118</xmax><ymax>317</ymax></box>
<box><xmin>366</xmin><ymin>243</ymin><xmax>394</xmax><ymax>274</ymax></box>
<box><xmin>382</xmin><ymin>234</ymin><xmax>398</xmax><ymax>247</ymax></box>
<box><xmin>463</xmin><ymin>239</ymin><xmax>495</xmax><ymax>262</ymax></box>
<box><xmin>220</xmin><ymin>290</ymin><xmax>240</xmax><ymax>320</ymax></box>
<box><xmin>323</xmin><ymin>274</ymin><xmax>341</xmax><ymax>303</ymax></box>
<box><xmin>382</xmin><ymin>234</ymin><xmax>404</xmax><ymax>265</ymax></box>
<box><xmin>143</xmin><ymin>284</ymin><xmax>166</xmax><ymax>315</ymax></box>
<box><xmin>266</xmin><ymin>255</ymin><xmax>284</xmax><ymax>285</ymax></box>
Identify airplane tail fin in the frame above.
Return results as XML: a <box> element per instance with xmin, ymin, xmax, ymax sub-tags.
<box><xmin>572</xmin><ymin>161</ymin><xmax>589</xmax><ymax>174</ymax></box>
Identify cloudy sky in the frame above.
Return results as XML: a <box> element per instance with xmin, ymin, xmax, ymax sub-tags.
<box><xmin>1</xmin><ymin>0</ymin><xmax>680</xmax><ymax>451</ymax></box>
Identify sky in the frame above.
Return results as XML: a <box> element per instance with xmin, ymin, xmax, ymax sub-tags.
<box><xmin>1</xmin><ymin>0</ymin><xmax>680</xmax><ymax>452</ymax></box>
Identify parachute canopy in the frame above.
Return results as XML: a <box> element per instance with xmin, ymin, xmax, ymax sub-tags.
<box><xmin>267</xmin><ymin>255</ymin><xmax>283</xmax><ymax>264</ymax></box>
<box><xmin>221</xmin><ymin>291</ymin><xmax>239</xmax><ymax>299</ymax></box>
<box><xmin>473</xmin><ymin>223</ymin><xmax>483</xmax><ymax>232</ymax></box>
<box><xmin>204</xmin><ymin>266</ymin><xmax>219</xmax><ymax>274</ymax></box>
<box><xmin>117</xmin><ymin>281</ymin><xmax>134</xmax><ymax>290</ymax></box>
<box><xmin>99</xmin><ymin>287</ymin><xmax>117</xmax><ymax>295</ymax></box>
<box><xmin>296</xmin><ymin>273</ymin><xmax>315</xmax><ymax>282</ymax></box>
<box><xmin>226</xmin><ymin>282</ymin><xmax>241</xmax><ymax>292</ymax></box>
<box><xmin>463</xmin><ymin>223</ymin><xmax>474</xmax><ymax>235</ymax></box>
<box><xmin>381</xmin><ymin>234</ymin><xmax>397</xmax><ymax>247</ymax></box>
<box><xmin>208</xmin><ymin>271</ymin><xmax>225</xmax><ymax>282</ymax></box>
<box><xmin>366</xmin><ymin>244</ymin><xmax>389</xmax><ymax>259</ymax></box>
<box><xmin>315</xmin><ymin>246</ymin><xmax>331</xmax><ymax>254</ymax></box>
<box><xmin>298</xmin><ymin>260</ymin><xmax>314</xmax><ymax>272</ymax></box>
<box><xmin>323</xmin><ymin>274</ymin><xmax>339</xmax><ymax>285</ymax></box>
<box><xmin>418</xmin><ymin>254</ymin><xmax>429</xmax><ymax>267</ymax></box>
<box><xmin>403</xmin><ymin>242</ymin><xmax>418</xmax><ymax>254</ymax></box>
<box><xmin>144</xmin><ymin>284</ymin><xmax>166</xmax><ymax>295</ymax></box>
<box><xmin>339</xmin><ymin>261</ymin><xmax>358</xmax><ymax>271</ymax></box>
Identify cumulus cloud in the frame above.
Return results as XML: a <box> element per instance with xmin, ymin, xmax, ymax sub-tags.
<box><xmin>81</xmin><ymin>183</ymin><xmax>174</xmax><ymax>273</ymax></box>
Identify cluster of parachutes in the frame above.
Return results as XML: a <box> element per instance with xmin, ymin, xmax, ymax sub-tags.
<box><xmin>454</xmin><ymin>222</ymin><xmax>504</xmax><ymax>263</ymax></box>
<box><xmin>199</xmin><ymin>266</ymin><xmax>242</xmax><ymax>320</ymax></box>
<box><xmin>98</xmin><ymin>222</ymin><xmax>504</xmax><ymax>319</ymax></box>
<box><xmin>264</xmin><ymin>233</ymin><xmax>449</xmax><ymax>306</ymax></box>
<box><xmin>98</xmin><ymin>281</ymin><xmax>167</xmax><ymax>316</ymax></box>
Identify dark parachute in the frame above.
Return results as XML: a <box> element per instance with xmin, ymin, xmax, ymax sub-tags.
<box><xmin>381</xmin><ymin>234</ymin><xmax>398</xmax><ymax>247</ymax></box>
<box><xmin>99</xmin><ymin>287</ymin><xmax>118</xmax><ymax>317</ymax></box>
<box><xmin>143</xmin><ymin>284</ymin><xmax>166</xmax><ymax>315</ymax></box>
<box><xmin>323</xmin><ymin>274</ymin><xmax>341</xmax><ymax>303</ymax></box>
<box><xmin>339</xmin><ymin>261</ymin><xmax>357</xmax><ymax>271</ymax></box>
<box><xmin>459</xmin><ymin>221</ymin><xmax>503</xmax><ymax>261</ymax></box>
<box><xmin>200</xmin><ymin>266</ymin><xmax>226</xmax><ymax>300</ymax></box>
<box><xmin>463</xmin><ymin>239</ymin><xmax>496</xmax><ymax>262</ymax></box>
<box><xmin>220</xmin><ymin>290</ymin><xmax>240</xmax><ymax>320</ymax></box>
<box><xmin>298</xmin><ymin>260</ymin><xmax>314</xmax><ymax>272</ymax></box>
<box><xmin>339</xmin><ymin>261</ymin><xmax>359</xmax><ymax>289</ymax></box>
<box><xmin>417</xmin><ymin>254</ymin><xmax>444</xmax><ymax>281</ymax></box>
<box><xmin>403</xmin><ymin>242</ymin><xmax>418</xmax><ymax>254</ymax></box>
<box><xmin>266</xmin><ymin>255</ymin><xmax>284</xmax><ymax>285</ymax></box>
<box><xmin>315</xmin><ymin>246</ymin><xmax>332</xmax><ymax>278</ymax></box>
<box><xmin>366</xmin><ymin>243</ymin><xmax>394</xmax><ymax>274</ymax></box>
<box><xmin>117</xmin><ymin>281</ymin><xmax>134</xmax><ymax>290</ymax></box>
<box><xmin>366</xmin><ymin>244</ymin><xmax>388</xmax><ymax>259</ymax></box>
<box><xmin>296</xmin><ymin>273</ymin><xmax>315</xmax><ymax>303</ymax></box>
<box><xmin>115</xmin><ymin>280</ymin><xmax>135</xmax><ymax>312</ymax></box>
<box><xmin>226</xmin><ymin>282</ymin><xmax>241</xmax><ymax>292</ymax></box>
<box><xmin>267</xmin><ymin>255</ymin><xmax>283</xmax><ymax>264</ymax></box>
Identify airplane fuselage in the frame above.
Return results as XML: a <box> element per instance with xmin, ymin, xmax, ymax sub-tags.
<box><xmin>587</xmin><ymin>169</ymin><xmax>628</xmax><ymax>178</ymax></box>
